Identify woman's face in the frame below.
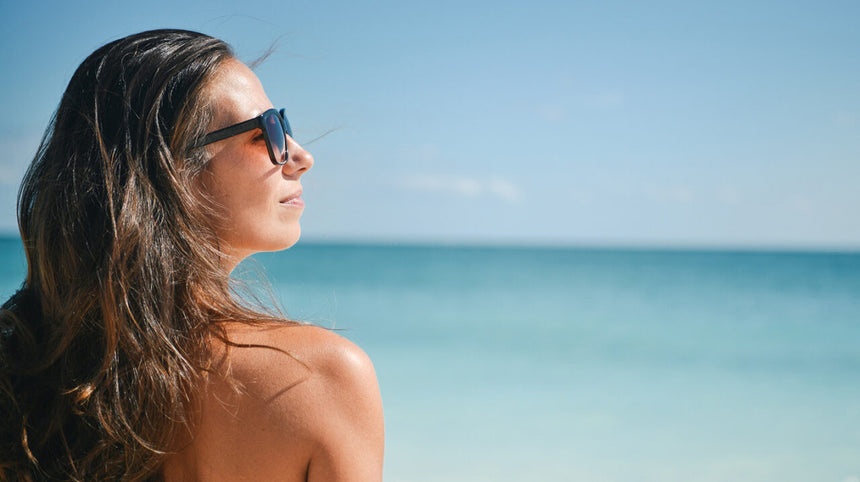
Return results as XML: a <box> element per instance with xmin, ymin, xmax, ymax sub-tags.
<box><xmin>202</xmin><ymin>58</ymin><xmax>313</xmax><ymax>269</ymax></box>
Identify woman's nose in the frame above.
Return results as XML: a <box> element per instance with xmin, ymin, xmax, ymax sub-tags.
<box><xmin>284</xmin><ymin>136</ymin><xmax>313</xmax><ymax>177</ymax></box>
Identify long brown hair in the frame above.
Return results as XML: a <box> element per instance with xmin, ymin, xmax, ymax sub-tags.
<box><xmin>0</xmin><ymin>29</ymin><xmax>283</xmax><ymax>480</ymax></box>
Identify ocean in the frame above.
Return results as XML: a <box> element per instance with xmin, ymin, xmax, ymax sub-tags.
<box><xmin>1</xmin><ymin>238</ymin><xmax>858</xmax><ymax>481</ymax></box>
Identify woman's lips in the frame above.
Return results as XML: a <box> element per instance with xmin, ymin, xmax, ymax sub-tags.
<box><xmin>280</xmin><ymin>188</ymin><xmax>304</xmax><ymax>207</ymax></box>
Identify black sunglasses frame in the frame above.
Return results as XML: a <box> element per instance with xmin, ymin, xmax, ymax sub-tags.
<box><xmin>194</xmin><ymin>108</ymin><xmax>292</xmax><ymax>165</ymax></box>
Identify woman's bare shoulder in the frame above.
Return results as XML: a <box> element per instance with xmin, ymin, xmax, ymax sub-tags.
<box><xmin>216</xmin><ymin>323</ymin><xmax>373</xmax><ymax>381</ymax></box>
<box><xmin>167</xmin><ymin>323</ymin><xmax>383</xmax><ymax>481</ymax></box>
<box><xmin>212</xmin><ymin>321</ymin><xmax>380</xmax><ymax>416</ymax></box>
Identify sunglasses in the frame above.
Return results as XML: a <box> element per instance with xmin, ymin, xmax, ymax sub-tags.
<box><xmin>194</xmin><ymin>108</ymin><xmax>292</xmax><ymax>165</ymax></box>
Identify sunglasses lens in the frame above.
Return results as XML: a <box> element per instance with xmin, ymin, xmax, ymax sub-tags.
<box><xmin>279</xmin><ymin>109</ymin><xmax>293</xmax><ymax>139</ymax></box>
<box><xmin>264</xmin><ymin>111</ymin><xmax>287</xmax><ymax>164</ymax></box>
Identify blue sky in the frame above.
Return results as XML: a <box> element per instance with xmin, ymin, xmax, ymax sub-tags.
<box><xmin>1</xmin><ymin>0</ymin><xmax>858</xmax><ymax>248</ymax></box>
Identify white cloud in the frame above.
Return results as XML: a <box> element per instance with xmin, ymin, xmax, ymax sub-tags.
<box><xmin>716</xmin><ymin>186</ymin><xmax>742</xmax><ymax>206</ymax></box>
<box><xmin>404</xmin><ymin>142</ymin><xmax>442</xmax><ymax>162</ymax></box>
<box><xmin>536</xmin><ymin>104</ymin><xmax>567</xmax><ymax>122</ymax></box>
<box><xmin>790</xmin><ymin>196</ymin><xmax>814</xmax><ymax>215</ymax></box>
<box><xmin>639</xmin><ymin>182</ymin><xmax>696</xmax><ymax>204</ymax></box>
<box><xmin>399</xmin><ymin>174</ymin><xmax>524</xmax><ymax>204</ymax></box>
<box><xmin>833</xmin><ymin>110</ymin><xmax>856</xmax><ymax>128</ymax></box>
<box><xmin>582</xmin><ymin>90</ymin><xmax>626</xmax><ymax>110</ymax></box>
<box><xmin>486</xmin><ymin>178</ymin><xmax>523</xmax><ymax>203</ymax></box>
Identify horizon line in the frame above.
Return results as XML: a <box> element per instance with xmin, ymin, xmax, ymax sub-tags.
<box><xmin>1</xmin><ymin>232</ymin><xmax>858</xmax><ymax>254</ymax></box>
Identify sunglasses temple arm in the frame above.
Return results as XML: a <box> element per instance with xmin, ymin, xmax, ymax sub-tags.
<box><xmin>193</xmin><ymin>117</ymin><xmax>261</xmax><ymax>148</ymax></box>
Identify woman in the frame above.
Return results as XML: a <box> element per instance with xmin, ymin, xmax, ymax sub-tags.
<box><xmin>0</xmin><ymin>29</ymin><xmax>383</xmax><ymax>481</ymax></box>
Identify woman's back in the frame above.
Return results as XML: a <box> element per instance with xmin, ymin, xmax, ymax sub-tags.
<box><xmin>163</xmin><ymin>324</ymin><xmax>384</xmax><ymax>481</ymax></box>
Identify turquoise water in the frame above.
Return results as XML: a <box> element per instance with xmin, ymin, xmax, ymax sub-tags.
<box><xmin>2</xmin><ymin>239</ymin><xmax>859</xmax><ymax>481</ymax></box>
